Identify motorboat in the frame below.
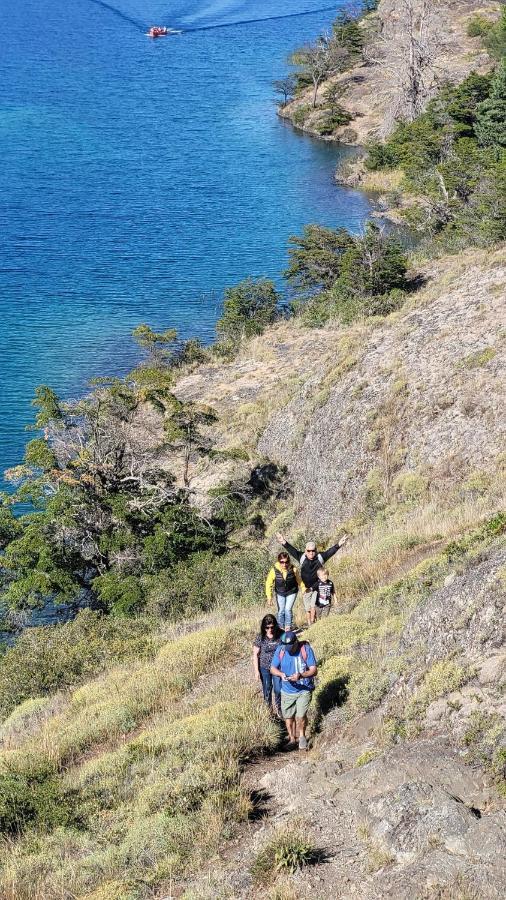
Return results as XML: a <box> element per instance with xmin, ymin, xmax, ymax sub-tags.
<box><xmin>147</xmin><ymin>26</ymin><xmax>180</xmax><ymax>38</ymax></box>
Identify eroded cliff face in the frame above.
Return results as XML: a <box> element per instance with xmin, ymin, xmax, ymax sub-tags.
<box><xmin>177</xmin><ymin>246</ymin><xmax>506</xmax><ymax>533</ymax></box>
<box><xmin>279</xmin><ymin>0</ymin><xmax>500</xmax><ymax>145</ymax></box>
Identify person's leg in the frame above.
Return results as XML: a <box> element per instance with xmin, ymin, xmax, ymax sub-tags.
<box><xmin>284</xmin><ymin>593</ymin><xmax>297</xmax><ymax>630</ymax></box>
<box><xmin>320</xmin><ymin>604</ymin><xmax>330</xmax><ymax>619</ymax></box>
<box><xmin>259</xmin><ymin>667</ymin><xmax>273</xmax><ymax>707</ymax></box>
<box><xmin>295</xmin><ymin>691</ymin><xmax>311</xmax><ymax>749</ymax></box>
<box><xmin>303</xmin><ymin>591</ymin><xmax>312</xmax><ymax>627</ymax></box>
<box><xmin>309</xmin><ymin>591</ymin><xmax>318</xmax><ymax>626</ymax></box>
<box><xmin>281</xmin><ymin>692</ymin><xmax>297</xmax><ymax>742</ymax></box>
<box><xmin>276</xmin><ymin>593</ymin><xmax>286</xmax><ymax>630</ymax></box>
<box><xmin>272</xmin><ymin>674</ymin><xmax>282</xmax><ymax>715</ymax></box>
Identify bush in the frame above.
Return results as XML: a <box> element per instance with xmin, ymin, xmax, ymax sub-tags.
<box><xmin>0</xmin><ymin>762</ymin><xmax>78</xmax><ymax>835</ymax></box>
<box><xmin>0</xmin><ymin>610</ymin><xmax>158</xmax><ymax>719</ymax></box>
<box><xmin>292</xmin><ymin>104</ymin><xmax>311</xmax><ymax>127</ymax></box>
<box><xmin>315</xmin><ymin>105</ymin><xmax>353</xmax><ymax>136</ymax></box>
<box><xmin>466</xmin><ymin>16</ymin><xmax>491</xmax><ymax>39</ymax></box>
<box><xmin>144</xmin><ymin>548</ymin><xmax>269</xmax><ymax>619</ymax></box>
<box><xmin>251</xmin><ymin>825</ymin><xmax>318</xmax><ymax>883</ymax></box>
<box><xmin>215</xmin><ymin>278</ymin><xmax>279</xmax><ymax>353</ymax></box>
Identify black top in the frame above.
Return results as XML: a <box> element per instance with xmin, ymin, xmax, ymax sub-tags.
<box><xmin>254</xmin><ymin>634</ymin><xmax>280</xmax><ymax>670</ymax></box>
<box><xmin>316</xmin><ymin>579</ymin><xmax>335</xmax><ymax>606</ymax></box>
<box><xmin>282</xmin><ymin>540</ymin><xmax>341</xmax><ymax>590</ymax></box>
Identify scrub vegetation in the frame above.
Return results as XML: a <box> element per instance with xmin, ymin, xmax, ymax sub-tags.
<box><xmin>0</xmin><ymin>1</ymin><xmax>504</xmax><ymax>896</ymax></box>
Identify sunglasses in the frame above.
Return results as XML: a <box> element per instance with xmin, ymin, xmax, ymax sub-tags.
<box><xmin>306</xmin><ymin>549</ymin><xmax>316</xmax><ymax>554</ymax></box>
<box><xmin>279</xmin><ymin>559</ymin><xmax>289</xmax><ymax>564</ymax></box>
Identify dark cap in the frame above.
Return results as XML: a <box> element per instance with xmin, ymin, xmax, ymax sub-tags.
<box><xmin>280</xmin><ymin>631</ymin><xmax>297</xmax><ymax>645</ymax></box>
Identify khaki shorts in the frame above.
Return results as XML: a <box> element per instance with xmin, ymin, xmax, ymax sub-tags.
<box><xmin>317</xmin><ymin>603</ymin><xmax>330</xmax><ymax>619</ymax></box>
<box><xmin>281</xmin><ymin>689</ymin><xmax>312</xmax><ymax>719</ymax></box>
<box><xmin>303</xmin><ymin>590</ymin><xmax>318</xmax><ymax>612</ymax></box>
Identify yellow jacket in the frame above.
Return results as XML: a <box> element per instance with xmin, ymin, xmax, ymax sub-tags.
<box><xmin>265</xmin><ymin>561</ymin><xmax>302</xmax><ymax>600</ymax></box>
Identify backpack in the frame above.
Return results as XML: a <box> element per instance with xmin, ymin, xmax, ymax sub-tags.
<box><xmin>279</xmin><ymin>642</ymin><xmax>308</xmax><ymax>663</ymax></box>
<box><xmin>300</xmin><ymin>552</ymin><xmax>324</xmax><ymax>568</ymax></box>
<box><xmin>278</xmin><ymin>641</ymin><xmax>315</xmax><ymax>690</ymax></box>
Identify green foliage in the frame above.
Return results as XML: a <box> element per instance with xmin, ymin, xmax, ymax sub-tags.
<box><xmin>144</xmin><ymin>548</ymin><xmax>269</xmax><ymax>619</ymax></box>
<box><xmin>288</xmin><ymin>222</ymin><xmax>408</xmax><ymax>325</ymax></box>
<box><xmin>216</xmin><ymin>278</ymin><xmax>279</xmax><ymax>352</ymax></box>
<box><xmin>364</xmin><ymin>70</ymin><xmax>506</xmax><ymax>248</ymax></box>
<box><xmin>476</xmin><ymin>60</ymin><xmax>506</xmax><ymax>148</ymax></box>
<box><xmin>0</xmin><ymin>609</ymin><xmax>158</xmax><ymax>718</ymax></box>
<box><xmin>466</xmin><ymin>16</ymin><xmax>491</xmax><ymax>39</ymax></box>
<box><xmin>333</xmin><ymin>12</ymin><xmax>364</xmax><ymax>55</ymax></box>
<box><xmin>315</xmin><ymin>105</ymin><xmax>352</xmax><ymax>135</ymax></box>
<box><xmin>483</xmin><ymin>7</ymin><xmax>506</xmax><ymax>60</ymax></box>
<box><xmin>292</xmin><ymin>103</ymin><xmax>311</xmax><ymax>126</ymax></box>
<box><xmin>0</xmin><ymin>764</ymin><xmax>78</xmax><ymax>835</ymax></box>
<box><xmin>251</xmin><ymin>825</ymin><xmax>318</xmax><ymax>883</ymax></box>
<box><xmin>132</xmin><ymin>324</ymin><xmax>177</xmax><ymax>361</ymax></box>
<box><xmin>285</xmin><ymin>224</ymin><xmax>355</xmax><ymax>297</ymax></box>
<box><xmin>0</xmin><ymin>497</ymin><xmax>22</xmax><ymax>549</ymax></box>
<box><xmin>30</xmin><ymin>385</ymin><xmax>63</xmax><ymax>428</ymax></box>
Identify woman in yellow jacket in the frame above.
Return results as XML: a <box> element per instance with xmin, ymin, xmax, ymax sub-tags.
<box><xmin>265</xmin><ymin>551</ymin><xmax>302</xmax><ymax>631</ymax></box>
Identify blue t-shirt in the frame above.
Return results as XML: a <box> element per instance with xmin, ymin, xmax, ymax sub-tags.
<box><xmin>271</xmin><ymin>642</ymin><xmax>317</xmax><ymax>693</ymax></box>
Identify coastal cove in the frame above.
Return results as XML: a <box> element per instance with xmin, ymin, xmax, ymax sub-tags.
<box><xmin>0</xmin><ymin>0</ymin><xmax>371</xmax><ymax>477</ymax></box>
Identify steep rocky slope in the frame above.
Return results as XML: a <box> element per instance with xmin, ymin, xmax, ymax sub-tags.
<box><xmin>279</xmin><ymin>0</ymin><xmax>500</xmax><ymax>144</ymax></box>
<box><xmin>176</xmin><ymin>245</ymin><xmax>506</xmax><ymax>532</ymax></box>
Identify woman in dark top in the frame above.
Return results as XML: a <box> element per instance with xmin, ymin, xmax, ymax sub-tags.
<box><xmin>253</xmin><ymin>614</ymin><xmax>282</xmax><ymax>716</ymax></box>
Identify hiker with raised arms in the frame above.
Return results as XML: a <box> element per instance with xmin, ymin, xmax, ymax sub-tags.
<box><xmin>276</xmin><ymin>531</ymin><xmax>348</xmax><ymax>626</ymax></box>
<box><xmin>270</xmin><ymin>630</ymin><xmax>317</xmax><ymax>751</ymax></box>
<box><xmin>265</xmin><ymin>551</ymin><xmax>302</xmax><ymax>631</ymax></box>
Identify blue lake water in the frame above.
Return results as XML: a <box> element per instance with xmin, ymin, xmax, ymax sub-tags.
<box><xmin>0</xmin><ymin>0</ymin><xmax>371</xmax><ymax>476</ymax></box>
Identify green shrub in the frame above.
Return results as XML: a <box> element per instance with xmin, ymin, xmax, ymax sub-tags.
<box><xmin>0</xmin><ymin>610</ymin><xmax>158</xmax><ymax>719</ymax></box>
<box><xmin>315</xmin><ymin>106</ymin><xmax>352</xmax><ymax>136</ymax></box>
<box><xmin>0</xmin><ymin>761</ymin><xmax>79</xmax><ymax>835</ymax></box>
<box><xmin>216</xmin><ymin>278</ymin><xmax>279</xmax><ymax>350</ymax></box>
<box><xmin>251</xmin><ymin>825</ymin><xmax>318</xmax><ymax>883</ymax></box>
<box><xmin>292</xmin><ymin>104</ymin><xmax>311</xmax><ymax>127</ymax></box>
<box><xmin>466</xmin><ymin>16</ymin><xmax>491</xmax><ymax>39</ymax></box>
<box><xmin>144</xmin><ymin>548</ymin><xmax>269</xmax><ymax>619</ymax></box>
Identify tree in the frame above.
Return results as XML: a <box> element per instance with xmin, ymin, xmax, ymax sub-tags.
<box><xmin>476</xmin><ymin>60</ymin><xmax>506</xmax><ymax>148</ymax></box>
<box><xmin>273</xmin><ymin>74</ymin><xmax>296</xmax><ymax>107</ymax></box>
<box><xmin>164</xmin><ymin>397</ymin><xmax>218</xmax><ymax>488</ymax></box>
<box><xmin>132</xmin><ymin>324</ymin><xmax>178</xmax><ymax>364</ymax></box>
<box><xmin>291</xmin><ymin>35</ymin><xmax>351</xmax><ymax>108</ymax></box>
<box><xmin>336</xmin><ymin>224</ymin><xmax>408</xmax><ymax>300</ymax></box>
<box><xmin>285</xmin><ymin>225</ymin><xmax>354</xmax><ymax>298</ymax></box>
<box><xmin>376</xmin><ymin>0</ymin><xmax>442</xmax><ymax>127</ymax></box>
<box><xmin>333</xmin><ymin>11</ymin><xmax>364</xmax><ymax>55</ymax></box>
<box><xmin>216</xmin><ymin>278</ymin><xmax>279</xmax><ymax>347</ymax></box>
<box><xmin>484</xmin><ymin>6</ymin><xmax>506</xmax><ymax>61</ymax></box>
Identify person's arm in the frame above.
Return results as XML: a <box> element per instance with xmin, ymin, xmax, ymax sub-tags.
<box><xmin>330</xmin><ymin>581</ymin><xmax>336</xmax><ymax>606</ymax></box>
<box><xmin>287</xmin><ymin>665</ymin><xmax>317</xmax><ymax>682</ymax></box>
<box><xmin>321</xmin><ymin>533</ymin><xmax>348</xmax><ymax>563</ymax></box>
<box><xmin>252</xmin><ymin>645</ymin><xmax>261</xmax><ymax>681</ymax></box>
<box><xmin>276</xmin><ymin>533</ymin><xmax>302</xmax><ymax>561</ymax></box>
<box><xmin>289</xmin><ymin>646</ymin><xmax>318</xmax><ymax>681</ymax></box>
<box><xmin>265</xmin><ymin>568</ymin><xmax>275</xmax><ymax>603</ymax></box>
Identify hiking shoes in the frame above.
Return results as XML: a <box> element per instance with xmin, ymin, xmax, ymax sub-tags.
<box><xmin>298</xmin><ymin>735</ymin><xmax>308</xmax><ymax>751</ymax></box>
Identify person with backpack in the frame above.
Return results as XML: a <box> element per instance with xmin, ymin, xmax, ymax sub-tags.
<box><xmin>276</xmin><ymin>532</ymin><xmax>348</xmax><ymax>626</ymax></box>
<box><xmin>270</xmin><ymin>630</ymin><xmax>318</xmax><ymax>750</ymax></box>
<box><xmin>253</xmin><ymin>614</ymin><xmax>283</xmax><ymax>716</ymax></box>
<box><xmin>265</xmin><ymin>552</ymin><xmax>302</xmax><ymax>630</ymax></box>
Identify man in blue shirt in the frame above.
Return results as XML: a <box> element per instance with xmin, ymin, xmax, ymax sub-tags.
<box><xmin>270</xmin><ymin>631</ymin><xmax>318</xmax><ymax>751</ymax></box>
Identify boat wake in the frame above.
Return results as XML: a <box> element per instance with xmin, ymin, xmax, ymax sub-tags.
<box><xmin>85</xmin><ymin>1</ymin><xmax>341</xmax><ymax>36</ymax></box>
<box><xmin>86</xmin><ymin>0</ymin><xmax>146</xmax><ymax>31</ymax></box>
<box><xmin>179</xmin><ymin>5</ymin><xmax>340</xmax><ymax>33</ymax></box>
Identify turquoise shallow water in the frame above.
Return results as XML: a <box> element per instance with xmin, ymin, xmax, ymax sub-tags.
<box><xmin>0</xmin><ymin>0</ymin><xmax>370</xmax><ymax>475</ymax></box>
